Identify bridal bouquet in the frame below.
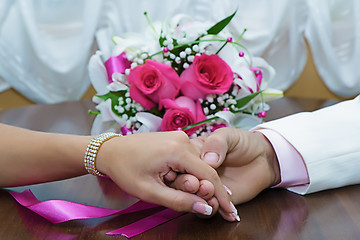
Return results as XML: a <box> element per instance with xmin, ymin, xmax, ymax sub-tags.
<box><xmin>88</xmin><ymin>11</ymin><xmax>282</xmax><ymax>137</ymax></box>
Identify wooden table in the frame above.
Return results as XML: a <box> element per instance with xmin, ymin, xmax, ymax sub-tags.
<box><xmin>1</xmin><ymin>97</ymin><xmax>360</xmax><ymax>240</ymax></box>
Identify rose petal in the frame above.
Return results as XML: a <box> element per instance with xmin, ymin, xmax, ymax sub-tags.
<box><xmin>174</xmin><ymin>96</ymin><xmax>196</xmax><ymax>116</ymax></box>
<box><xmin>195</xmin><ymin>100</ymin><xmax>206</xmax><ymax>122</ymax></box>
<box><xmin>180</xmin><ymin>81</ymin><xmax>206</xmax><ymax>100</ymax></box>
<box><xmin>129</xmin><ymin>84</ymin><xmax>156</xmax><ymax>110</ymax></box>
<box><xmin>147</xmin><ymin>60</ymin><xmax>181</xmax><ymax>88</ymax></box>
<box><xmin>160</xmin><ymin>98</ymin><xmax>179</xmax><ymax>110</ymax></box>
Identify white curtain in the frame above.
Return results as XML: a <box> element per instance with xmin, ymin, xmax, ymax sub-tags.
<box><xmin>0</xmin><ymin>0</ymin><xmax>101</xmax><ymax>103</ymax></box>
<box><xmin>0</xmin><ymin>0</ymin><xmax>358</xmax><ymax>104</ymax></box>
<box><xmin>305</xmin><ymin>0</ymin><xmax>360</xmax><ymax>97</ymax></box>
<box><xmin>0</xmin><ymin>0</ymin><xmax>13</xmax><ymax>92</ymax></box>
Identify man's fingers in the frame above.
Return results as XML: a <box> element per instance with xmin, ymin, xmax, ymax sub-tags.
<box><xmin>200</xmin><ymin>128</ymin><xmax>236</xmax><ymax>168</ymax></box>
<box><xmin>196</xmin><ymin>180</ymin><xmax>215</xmax><ymax>201</ymax></box>
<box><xmin>167</xmin><ymin>131</ymin><xmax>239</xmax><ymax>221</ymax></box>
<box><xmin>170</xmin><ymin>176</ymin><xmax>217</xmax><ymax>201</ymax></box>
<box><xmin>168</xmin><ymin>152</ymin><xmax>238</xmax><ymax>221</ymax></box>
<box><xmin>171</xmin><ymin>174</ymin><xmax>220</xmax><ymax>219</ymax></box>
<box><xmin>164</xmin><ymin>170</ymin><xmax>177</xmax><ymax>182</ymax></box>
<box><xmin>171</xmin><ymin>174</ymin><xmax>200</xmax><ymax>193</ymax></box>
<box><xmin>144</xmin><ymin>182</ymin><xmax>214</xmax><ymax>216</ymax></box>
<box><xmin>219</xmin><ymin>162</ymin><xmax>273</xmax><ymax>205</ymax></box>
<box><xmin>179</xmin><ymin>158</ymin><xmax>239</xmax><ymax>221</ymax></box>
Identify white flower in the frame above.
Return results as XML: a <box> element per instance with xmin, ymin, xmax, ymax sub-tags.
<box><xmin>91</xmin><ymin>116</ymin><xmax>121</xmax><ymax>135</ymax></box>
<box><xmin>96</xmin><ymin>99</ymin><xmax>126</xmax><ymax>125</ymax></box>
<box><xmin>112</xmin><ymin>33</ymin><xmax>158</xmax><ymax>58</ymax></box>
<box><xmin>219</xmin><ymin>44</ymin><xmax>276</xmax><ymax>97</ymax></box>
<box><xmin>135</xmin><ymin>112</ymin><xmax>162</xmax><ymax>133</ymax></box>
<box><xmin>215</xmin><ymin>111</ymin><xmax>235</xmax><ymax>124</ymax></box>
<box><xmin>88</xmin><ymin>51</ymin><xmax>109</xmax><ymax>95</ymax></box>
<box><xmin>107</xmin><ymin>73</ymin><xmax>129</xmax><ymax>92</ymax></box>
<box><xmin>215</xmin><ymin>111</ymin><xmax>261</xmax><ymax>130</ymax></box>
<box><xmin>170</xmin><ymin>14</ymin><xmax>212</xmax><ymax>43</ymax></box>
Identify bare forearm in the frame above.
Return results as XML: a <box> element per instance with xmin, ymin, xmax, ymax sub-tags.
<box><xmin>0</xmin><ymin>123</ymin><xmax>91</xmax><ymax>187</ymax></box>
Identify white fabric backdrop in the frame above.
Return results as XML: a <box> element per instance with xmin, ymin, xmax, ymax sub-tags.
<box><xmin>0</xmin><ymin>0</ymin><xmax>359</xmax><ymax>104</ymax></box>
<box><xmin>0</xmin><ymin>0</ymin><xmax>102</xmax><ymax>103</ymax></box>
<box><xmin>305</xmin><ymin>0</ymin><xmax>360</xmax><ymax>97</ymax></box>
<box><xmin>0</xmin><ymin>0</ymin><xmax>12</xmax><ymax>92</ymax></box>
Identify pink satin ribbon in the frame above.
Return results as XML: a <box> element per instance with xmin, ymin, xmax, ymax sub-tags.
<box><xmin>104</xmin><ymin>52</ymin><xmax>131</xmax><ymax>83</ymax></box>
<box><xmin>9</xmin><ymin>189</ymin><xmax>184</xmax><ymax>238</ymax></box>
<box><xmin>250</xmin><ymin>67</ymin><xmax>263</xmax><ymax>92</ymax></box>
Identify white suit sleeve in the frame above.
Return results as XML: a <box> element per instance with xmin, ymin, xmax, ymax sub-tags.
<box><xmin>257</xmin><ymin>96</ymin><xmax>360</xmax><ymax>194</ymax></box>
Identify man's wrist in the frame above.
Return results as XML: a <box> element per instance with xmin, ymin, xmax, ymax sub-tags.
<box><xmin>255</xmin><ymin>128</ymin><xmax>309</xmax><ymax>188</ymax></box>
<box><xmin>254</xmin><ymin>131</ymin><xmax>281</xmax><ymax>187</ymax></box>
<box><xmin>263</xmin><ymin>134</ymin><xmax>281</xmax><ymax>187</ymax></box>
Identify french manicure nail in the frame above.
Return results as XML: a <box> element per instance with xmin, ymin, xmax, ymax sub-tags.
<box><xmin>223</xmin><ymin>184</ymin><xmax>232</xmax><ymax>196</ymax></box>
<box><xmin>233</xmin><ymin>213</ymin><xmax>240</xmax><ymax>222</ymax></box>
<box><xmin>193</xmin><ymin>202</ymin><xmax>213</xmax><ymax>216</ymax></box>
<box><xmin>230</xmin><ymin>202</ymin><xmax>240</xmax><ymax>221</ymax></box>
<box><xmin>203</xmin><ymin>152</ymin><xmax>219</xmax><ymax>164</ymax></box>
<box><xmin>230</xmin><ymin>201</ymin><xmax>237</xmax><ymax>214</ymax></box>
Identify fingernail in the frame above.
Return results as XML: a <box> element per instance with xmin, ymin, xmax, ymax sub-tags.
<box><xmin>192</xmin><ymin>202</ymin><xmax>213</xmax><ymax>216</ymax></box>
<box><xmin>233</xmin><ymin>213</ymin><xmax>241</xmax><ymax>222</ymax></box>
<box><xmin>203</xmin><ymin>152</ymin><xmax>219</xmax><ymax>164</ymax></box>
<box><xmin>230</xmin><ymin>201</ymin><xmax>237</xmax><ymax>213</ymax></box>
<box><xmin>183</xmin><ymin>180</ymin><xmax>190</xmax><ymax>190</ymax></box>
<box><xmin>230</xmin><ymin>202</ymin><xmax>240</xmax><ymax>221</ymax></box>
<box><xmin>223</xmin><ymin>184</ymin><xmax>232</xmax><ymax>196</ymax></box>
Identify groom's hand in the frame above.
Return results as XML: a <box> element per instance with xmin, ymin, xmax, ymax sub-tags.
<box><xmin>197</xmin><ymin>127</ymin><xmax>280</xmax><ymax>204</ymax></box>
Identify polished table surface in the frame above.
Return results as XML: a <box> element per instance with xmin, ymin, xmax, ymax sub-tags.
<box><xmin>1</xmin><ymin>97</ymin><xmax>360</xmax><ymax>240</ymax></box>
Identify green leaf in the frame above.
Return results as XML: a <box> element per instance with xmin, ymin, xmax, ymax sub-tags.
<box><xmin>207</xmin><ymin>10</ymin><xmax>237</xmax><ymax>35</ymax></box>
<box><xmin>182</xmin><ymin>116</ymin><xmax>219</xmax><ymax>131</ymax></box>
<box><xmin>234</xmin><ymin>91</ymin><xmax>262</xmax><ymax>110</ymax></box>
<box><xmin>88</xmin><ymin>110</ymin><xmax>100</xmax><ymax>115</ymax></box>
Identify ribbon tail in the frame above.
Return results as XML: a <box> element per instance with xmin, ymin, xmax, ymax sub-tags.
<box><xmin>9</xmin><ymin>190</ymin><xmax>161</xmax><ymax>223</ymax></box>
<box><xmin>9</xmin><ymin>189</ymin><xmax>184</xmax><ymax>237</ymax></box>
<box><xmin>106</xmin><ymin>208</ymin><xmax>185</xmax><ymax>238</ymax></box>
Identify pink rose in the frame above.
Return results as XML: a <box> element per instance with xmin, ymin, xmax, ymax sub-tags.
<box><xmin>128</xmin><ymin>59</ymin><xmax>180</xmax><ymax>110</ymax></box>
<box><xmin>180</xmin><ymin>54</ymin><xmax>233</xmax><ymax>100</ymax></box>
<box><xmin>161</xmin><ymin>96</ymin><xmax>206</xmax><ymax>135</ymax></box>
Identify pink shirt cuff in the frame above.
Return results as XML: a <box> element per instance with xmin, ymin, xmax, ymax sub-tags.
<box><xmin>255</xmin><ymin>128</ymin><xmax>309</xmax><ymax>188</ymax></box>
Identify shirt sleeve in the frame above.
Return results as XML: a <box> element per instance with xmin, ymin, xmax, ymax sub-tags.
<box><xmin>255</xmin><ymin>128</ymin><xmax>310</xmax><ymax>188</ymax></box>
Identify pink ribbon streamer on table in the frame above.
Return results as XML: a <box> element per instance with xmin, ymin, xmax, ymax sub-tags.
<box><xmin>104</xmin><ymin>53</ymin><xmax>131</xmax><ymax>83</ymax></box>
<box><xmin>9</xmin><ymin>189</ymin><xmax>184</xmax><ymax>238</ymax></box>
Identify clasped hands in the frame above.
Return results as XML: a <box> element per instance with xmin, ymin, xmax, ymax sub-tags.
<box><xmin>96</xmin><ymin>127</ymin><xmax>280</xmax><ymax>222</ymax></box>
<box><xmin>168</xmin><ymin>127</ymin><xmax>281</xmax><ymax>221</ymax></box>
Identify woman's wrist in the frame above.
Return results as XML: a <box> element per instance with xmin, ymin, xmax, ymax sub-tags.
<box><xmin>95</xmin><ymin>134</ymin><xmax>126</xmax><ymax>177</ymax></box>
<box><xmin>83</xmin><ymin>133</ymin><xmax>122</xmax><ymax>177</ymax></box>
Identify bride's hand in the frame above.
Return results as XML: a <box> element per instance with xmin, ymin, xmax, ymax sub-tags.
<box><xmin>96</xmin><ymin>131</ymin><xmax>238</xmax><ymax>221</ymax></box>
